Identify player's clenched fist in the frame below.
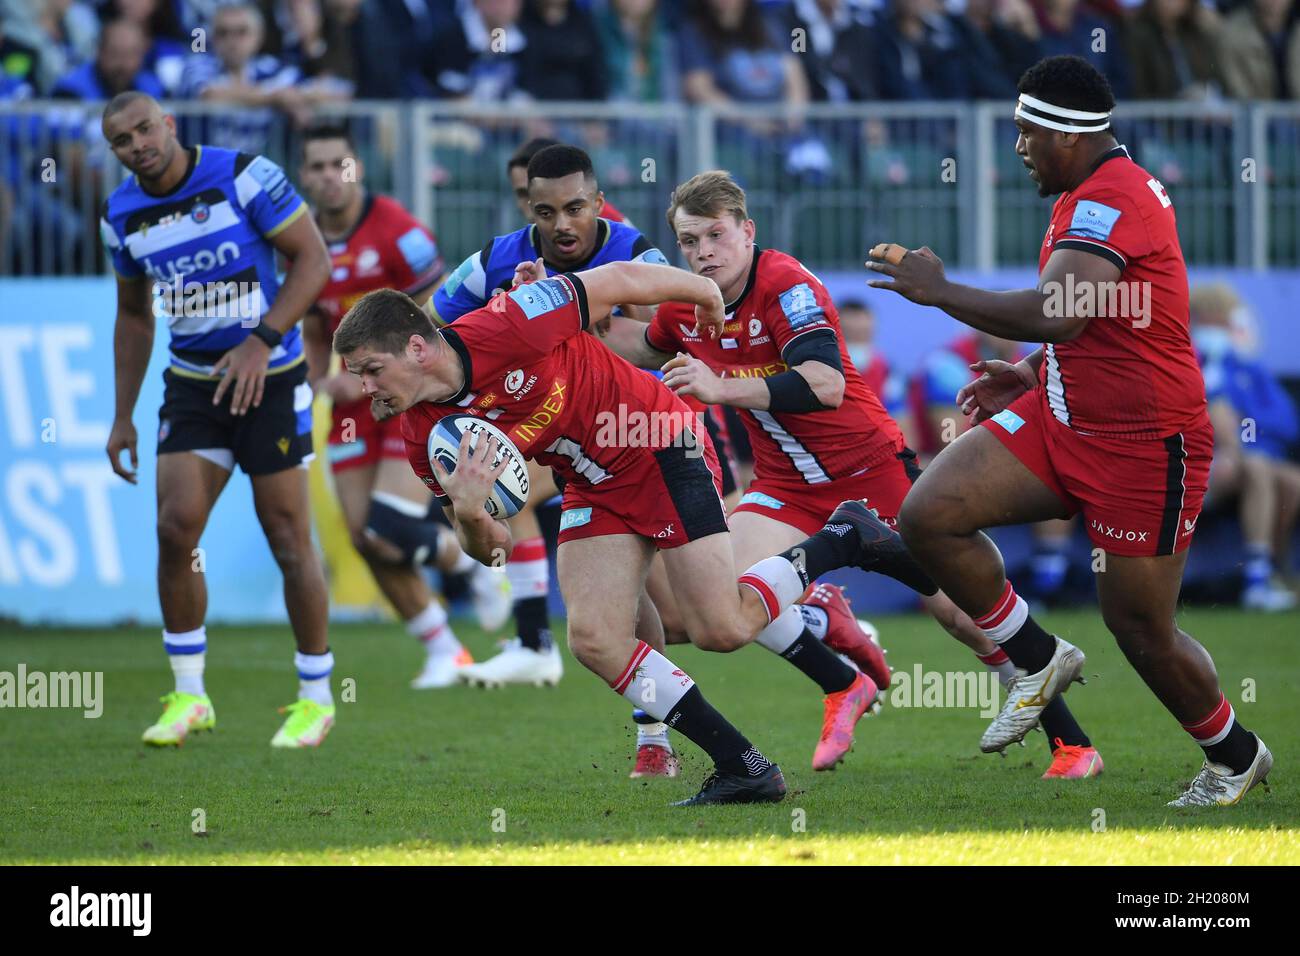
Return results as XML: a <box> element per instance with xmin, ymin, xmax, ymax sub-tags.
<box><xmin>956</xmin><ymin>358</ymin><xmax>1038</xmax><ymax>423</ymax></box>
<box><xmin>661</xmin><ymin>352</ymin><xmax>727</xmax><ymax>404</ymax></box>
<box><xmin>511</xmin><ymin>256</ymin><xmax>546</xmax><ymax>288</ymax></box>
<box><xmin>865</xmin><ymin>244</ymin><xmax>946</xmax><ymax>306</ymax></box>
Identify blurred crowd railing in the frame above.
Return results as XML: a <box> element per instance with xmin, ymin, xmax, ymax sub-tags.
<box><xmin>4</xmin><ymin>99</ymin><xmax>1300</xmax><ymax>276</ymax></box>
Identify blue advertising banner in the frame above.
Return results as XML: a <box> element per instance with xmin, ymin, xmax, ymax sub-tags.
<box><xmin>0</xmin><ymin>278</ymin><xmax>287</xmax><ymax>625</ymax></box>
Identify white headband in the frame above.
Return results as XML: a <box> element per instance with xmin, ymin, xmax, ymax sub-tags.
<box><xmin>1015</xmin><ymin>93</ymin><xmax>1111</xmax><ymax>133</ymax></box>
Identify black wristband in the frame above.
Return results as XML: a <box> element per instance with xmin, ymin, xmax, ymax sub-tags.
<box><xmin>765</xmin><ymin>369</ymin><xmax>826</xmax><ymax>413</ymax></box>
<box><xmin>249</xmin><ymin>322</ymin><xmax>283</xmax><ymax>349</ymax></box>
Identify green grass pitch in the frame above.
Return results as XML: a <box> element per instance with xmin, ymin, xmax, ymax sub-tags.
<box><xmin>1</xmin><ymin>607</ymin><xmax>1295</xmax><ymax>865</ymax></box>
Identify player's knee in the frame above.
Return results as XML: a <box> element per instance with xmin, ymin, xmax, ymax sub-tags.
<box><xmin>1102</xmin><ymin>605</ymin><xmax>1176</xmax><ymax>655</ymax></box>
<box><xmin>364</xmin><ymin>495</ymin><xmax>440</xmax><ymax>566</ymax></box>
<box><xmin>156</xmin><ymin>510</ymin><xmax>203</xmax><ymax>555</ymax></box>
<box><xmin>564</xmin><ymin>621</ymin><xmax>605</xmax><ymax>669</ymax></box>
<box><xmin>897</xmin><ymin>493</ymin><xmax>937</xmax><ymax>549</ymax></box>
<box><xmin>262</xmin><ymin>515</ymin><xmax>309</xmax><ymax>569</ymax></box>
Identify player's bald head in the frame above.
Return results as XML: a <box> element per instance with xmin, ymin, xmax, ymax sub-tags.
<box><xmin>103</xmin><ymin>90</ymin><xmax>162</xmax><ymax>126</ymax></box>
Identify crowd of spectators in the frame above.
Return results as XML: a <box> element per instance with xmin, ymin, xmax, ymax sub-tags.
<box><xmin>4</xmin><ymin>0</ymin><xmax>1300</xmax><ymax>115</ymax></box>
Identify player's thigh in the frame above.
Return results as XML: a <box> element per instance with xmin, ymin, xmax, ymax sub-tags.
<box><xmin>155</xmin><ymin>452</ymin><xmax>232</xmax><ymax>547</ymax></box>
<box><xmin>1095</xmin><ymin>550</ymin><xmax>1189</xmax><ymax>645</ymax></box>
<box><xmin>331</xmin><ymin>462</ymin><xmax>378</xmax><ymax>536</ymax></box>
<box><xmin>644</xmin><ymin>552</ymin><xmax>687</xmax><ymax>641</ymax></box>
<box><xmin>250</xmin><ymin>465</ymin><xmax>316</xmax><ymax>551</ymax></box>
<box><xmin>557</xmin><ymin>533</ymin><xmax>653</xmax><ymax>676</ymax></box>
<box><xmin>727</xmin><ymin>510</ymin><xmax>808</xmax><ymax>574</ymax></box>
<box><xmin>659</xmin><ymin>531</ymin><xmax>757</xmax><ymax>648</ymax></box>
<box><xmin>902</xmin><ymin>425</ymin><xmax>1071</xmax><ymax>537</ymax></box>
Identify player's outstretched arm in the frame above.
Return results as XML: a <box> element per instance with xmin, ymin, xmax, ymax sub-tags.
<box><xmin>867</xmin><ymin>245</ymin><xmax>1117</xmax><ymax>344</ymax></box>
<box><xmin>579</xmin><ymin>261</ymin><xmax>725</xmax><ymax>339</ymax></box>
<box><xmin>107</xmin><ymin>272</ymin><xmax>155</xmax><ymax>484</ymax></box>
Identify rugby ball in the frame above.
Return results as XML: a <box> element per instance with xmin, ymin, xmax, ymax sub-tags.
<box><xmin>428</xmin><ymin>415</ymin><xmax>530</xmax><ymax>518</ymax></box>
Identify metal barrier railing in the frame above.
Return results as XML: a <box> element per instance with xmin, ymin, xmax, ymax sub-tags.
<box><xmin>3</xmin><ymin>99</ymin><xmax>1299</xmax><ymax>276</ymax></box>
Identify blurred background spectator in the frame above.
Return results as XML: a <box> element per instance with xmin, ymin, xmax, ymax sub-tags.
<box><xmin>179</xmin><ymin>1</ymin><xmax>345</xmax><ymax>153</ymax></box>
<box><xmin>774</xmin><ymin>0</ymin><xmax>879</xmax><ymax>102</ymax></box>
<box><xmin>1193</xmin><ymin>283</ymin><xmax>1300</xmax><ymax>610</ymax></box>
<box><xmin>597</xmin><ymin>0</ymin><xmax>679</xmax><ymax>102</ymax></box>
<box><xmin>521</xmin><ymin>0</ymin><xmax>607</xmax><ymax>100</ymax></box>
<box><xmin>52</xmin><ymin>16</ymin><xmax>162</xmax><ymax>97</ymax></box>
<box><xmin>959</xmin><ymin>0</ymin><xmax>1044</xmax><ymax>90</ymax></box>
<box><xmin>1126</xmin><ymin>0</ymin><xmax>1224</xmax><ymax>100</ymax></box>
<box><xmin>5</xmin><ymin>0</ymin><xmax>101</xmax><ymax>93</ymax></box>
<box><xmin>872</xmin><ymin>0</ymin><xmax>1013</xmax><ymax>101</ymax></box>
<box><xmin>1219</xmin><ymin>0</ymin><xmax>1300</xmax><ymax>100</ymax></box>
<box><xmin>104</xmin><ymin>0</ymin><xmax>188</xmax><ymax>94</ymax></box>
<box><xmin>679</xmin><ymin>0</ymin><xmax>808</xmax><ymax>110</ymax></box>
<box><xmin>430</xmin><ymin>0</ymin><xmax>529</xmax><ymax>101</ymax></box>
<box><xmin>1032</xmin><ymin>0</ymin><xmax>1131</xmax><ymax>96</ymax></box>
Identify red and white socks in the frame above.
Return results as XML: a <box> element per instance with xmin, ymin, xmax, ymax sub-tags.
<box><xmin>1184</xmin><ymin>693</ymin><xmax>1257</xmax><ymax>773</ymax></box>
<box><xmin>406</xmin><ymin>601</ymin><xmax>463</xmax><ymax>661</ymax></box>
<box><xmin>507</xmin><ymin>537</ymin><xmax>553</xmax><ymax>652</ymax></box>
<box><xmin>613</xmin><ymin>641</ymin><xmax>771</xmax><ymax>777</ymax></box>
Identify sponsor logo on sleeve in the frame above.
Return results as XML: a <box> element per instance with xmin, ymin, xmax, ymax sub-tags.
<box><xmin>779</xmin><ymin>283</ymin><xmax>826</xmax><ymax>330</ymax></box>
<box><xmin>1066</xmin><ymin>201</ymin><xmax>1121</xmax><ymax>242</ymax></box>
<box><xmin>397</xmin><ymin>227</ymin><xmax>439</xmax><ymax>273</ymax></box>
<box><xmin>506</xmin><ymin>277</ymin><xmax>573</xmax><ymax>320</ymax></box>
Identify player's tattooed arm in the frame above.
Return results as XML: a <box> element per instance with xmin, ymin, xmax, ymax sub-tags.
<box><xmin>434</xmin><ymin>432</ymin><xmax>514</xmax><ymax>565</ymax></box>
<box><xmin>107</xmin><ymin>272</ymin><xmax>155</xmax><ymax>484</ymax></box>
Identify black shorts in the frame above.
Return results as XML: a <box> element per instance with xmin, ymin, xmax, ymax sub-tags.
<box><xmin>157</xmin><ymin>362</ymin><xmax>314</xmax><ymax>475</ymax></box>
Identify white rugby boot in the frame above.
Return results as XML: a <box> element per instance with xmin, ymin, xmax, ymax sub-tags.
<box><xmin>458</xmin><ymin>637</ymin><xmax>563</xmax><ymax>688</ymax></box>
<box><xmin>980</xmin><ymin>635</ymin><xmax>1086</xmax><ymax>753</ymax></box>
<box><xmin>1168</xmin><ymin>736</ymin><xmax>1273</xmax><ymax>808</ymax></box>
<box><xmin>411</xmin><ymin>647</ymin><xmax>474</xmax><ymax>689</ymax></box>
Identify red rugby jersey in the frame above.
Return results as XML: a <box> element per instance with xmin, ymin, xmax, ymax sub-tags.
<box><xmin>1039</xmin><ymin>146</ymin><xmax>1207</xmax><ymax>438</ymax></box>
<box><xmin>315</xmin><ymin>194</ymin><xmax>445</xmax><ymax>334</ymax></box>
<box><xmin>402</xmin><ymin>273</ymin><xmax>699</xmax><ymax>504</ymax></box>
<box><xmin>599</xmin><ymin>199</ymin><xmax>626</xmax><ymax>224</ymax></box>
<box><xmin>648</xmin><ymin>248</ymin><xmax>903</xmax><ymax>485</ymax></box>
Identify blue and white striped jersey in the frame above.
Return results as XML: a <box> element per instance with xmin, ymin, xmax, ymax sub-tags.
<box><xmin>100</xmin><ymin>145</ymin><xmax>308</xmax><ymax>379</ymax></box>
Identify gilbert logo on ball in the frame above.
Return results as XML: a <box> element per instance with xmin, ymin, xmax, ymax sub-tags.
<box><xmin>428</xmin><ymin>415</ymin><xmax>530</xmax><ymax>518</ymax></box>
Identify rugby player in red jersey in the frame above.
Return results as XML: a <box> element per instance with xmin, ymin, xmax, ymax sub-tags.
<box><xmin>870</xmin><ymin>55</ymin><xmax>1271</xmax><ymax>806</ymax></box>
<box><xmin>604</xmin><ymin>171</ymin><xmax>1101</xmax><ymax>778</ymax></box>
<box><xmin>332</xmin><ymin>262</ymin><xmax>936</xmax><ymax>804</ymax></box>
<box><xmin>299</xmin><ymin>124</ymin><xmax>509</xmax><ymax>689</ymax></box>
